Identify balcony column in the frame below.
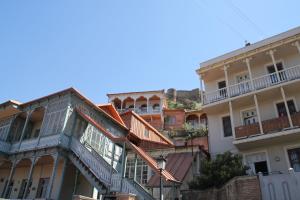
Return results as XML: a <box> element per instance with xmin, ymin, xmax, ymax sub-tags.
<box><xmin>228</xmin><ymin>101</ymin><xmax>236</xmax><ymax>138</ymax></box>
<box><xmin>224</xmin><ymin>65</ymin><xmax>230</xmax><ymax>97</ymax></box>
<box><xmin>3</xmin><ymin>159</ymin><xmax>17</xmax><ymax>198</ymax></box>
<box><xmin>120</xmin><ymin>99</ymin><xmax>123</xmax><ymax>111</ymax></box>
<box><xmin>199</xmin><ymin>75</ymin><xmax>204</xmax><ymax>104</ymax></box>
<box><xmin>133</xmin><ymin>154</ymin><xmax>138</xmax><ymax>182</ymax></box>
<box><xmin>280</xmin><ymin>87</ymin><xmax>293</xmax><ymax>127</ymax></box>
<box><xmin>5</xmin><ymin>115</ymin><xmax>17</xmax><ymax>142</ymax></box>
<box><xmin>244</xmin><ymin>57</ymin><xmax>254</xmax><ymax>89</ymax></box>
<box><xmin>268</xmin><ymin>50</ymin><xmax>280</xmax><ymax>77</ymax></box>
<box><xmin>146</xmin><ymin>98</ymin><xmax>150</xmax><ymax>113</ymax></box>
<box><xmin>46</xmin><ymin>153</ymin><xmax>60</xmax><ymax>199</ymax></box>
<box><xmin>22</xmin><ymin>157</ymin><xmax>37</xmax><ymax>199</ymax></box>
<box><xmin>292</xmin><ymin>41</ymin><xmax>300</xmax><ymax>54</ymax></box>
<box><xmin>133</xmin><ymin>98</ymin><xmax>136</xmax><ymax>112</ymax></box>
<box><xmin>18</xmin><ymin>110</ymin><xmax>33</xmax><ymax>150</ymax></box>
<box><xmin>55</xmin><ymin>157</ymin><xmax>67</xmax><ymax>200</ymax></box>
<box><xmin>254</xmin><ymin>94</ymin><xmax>264</xmax><ymax>134</ymax></box>
<box><xmin>109</xmin><ymin>143</ymin><xmax>116</xmax><ymax>189</ymax></box>
<box><xmin>120</xmin><ymin>142</ymin><xmax>127</xmax><ymax>192</ymax></box>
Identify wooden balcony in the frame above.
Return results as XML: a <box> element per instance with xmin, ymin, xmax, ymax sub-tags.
<box><xmin>235</xmin><ymin>112</ymin><xmax>300</xmax><ymax>139</ymax></box>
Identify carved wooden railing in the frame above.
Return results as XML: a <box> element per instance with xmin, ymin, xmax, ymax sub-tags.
<box><xmin>70</xmin><ymin>137</ymin><xmax>111</xmax><ymax>185</ymax></box>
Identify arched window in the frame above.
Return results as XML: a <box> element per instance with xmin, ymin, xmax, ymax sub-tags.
<box><xmin>152</xmin><ymin>103</ymin><xmax>160</xmax><ymax>111</ymax></box>
<box><xmin>140</xmin><ymin>104</ymin><xmax>147</xmax><ymax>112</ymax></box>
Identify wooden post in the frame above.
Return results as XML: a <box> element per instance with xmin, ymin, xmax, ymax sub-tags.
<box><xmin>46</xmin><ymin>154</ymin><xmax>60</xmax><ymax>199</ymax></box>
<box><xmin>22</xmin><ymin>157</ymin><xmax>36</xmax><ymax>199</ymax></box>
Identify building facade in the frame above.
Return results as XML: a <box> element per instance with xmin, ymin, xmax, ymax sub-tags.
<box><xmin>0</xmin><ymin>88</ymin><xmax>179</xmax><ymax>200</ymax></box>
<box><xmin>197</xmin><ymin>27</ymin><xmax>300</xmax><ymax>175</ymax></box>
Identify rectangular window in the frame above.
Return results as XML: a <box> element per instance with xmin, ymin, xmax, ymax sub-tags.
<box><xmin>222</xmin><ymin>116</ymin><xmax>232</xmax><ymax>137</ymax></box>
<box><xmin>165</xmin><ymin>116</ymin><xmax>176</xmax><ymax>125</ymax></box>
<box><xmin>242</xmin><ymin>109</ymin><xmax>257</xmax><ymax>125</ymax></box>
<box><xmin>18</xmin><ymin>179</ymin><xmax>28</xmax><ymax>198</ymax></box>
<box><xmin>287</xmin><ymin>148</ymin><xmax>300</xmax><ymax>172</ymax></box>
<box><xmin>144</xmin><ymin>129</ymin><xmax>149</xmax><ymax>138</ymax></box>
<box><xmin>36</xmin><ymin>178</ymin><xmax>49</xmax><ymax>198</ymax></box>
<box><xmin>276</xmin><ymin>100</ymin><xmax>297</xmax><ymax>117</ymax></box>
<box><xmin>125</xmin><ymin>158</ymin><xmax>148</xmax><ymax>185</ymax></box>
<box><xmin>218</xmin><ymin>81</ymin><xmax>227</xmax><ymax>98</ymax></box>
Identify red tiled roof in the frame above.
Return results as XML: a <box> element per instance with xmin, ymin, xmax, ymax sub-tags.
<box><xmin>147</xmin><ymin>152</ymin><xmax>195</xmax><ymax>187</ymax></box>
<box><xmin>98</xmin><ymin>103</ymin><xmax>126</xmax><ymax>126</ymax></box>
<box><xmin>127</xmin><ymin>142</ymin><xmax>179</xmax><ymax>183</ymax></box>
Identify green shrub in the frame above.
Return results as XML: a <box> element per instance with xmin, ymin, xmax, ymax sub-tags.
<box><xmin>188</xmin><ymin>151</ymin><xmax>248</xmax><ymax>190</ymax></box>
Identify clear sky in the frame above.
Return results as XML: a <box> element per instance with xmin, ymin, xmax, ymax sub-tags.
<box><xmin>1</xmin><ymin>0</ymin><xmax>299</xmax><ymax>104</ymax></box>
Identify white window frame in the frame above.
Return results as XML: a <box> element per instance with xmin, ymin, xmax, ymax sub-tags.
<box><xmin>243</xmin><ymin>149</ymin><xmax>271</xmax><ymax>175</ymax></box>
<box><xmin>220</xmin><ymin>114</ymin><xmax>233</xmax><ymax>139</ymax></box>
<box><xmin>239</xmin><ymin>106</ymin><xmax>257</xmax><ymax>126</ymax></box>
<box><xmin>273</xmin><ymin>97</ymin><xmax>298</xmax><ymax>118</ymax></box>
<box><xmin>283</xmin><ymin>143</ymin><xmax>300</xmax><ymax>170</ymax></box>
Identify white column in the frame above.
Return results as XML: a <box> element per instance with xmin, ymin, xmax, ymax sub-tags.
<box><xmin>228</xmin><ymin>101</ymin><xmax>236</xmax><ymax>138</ymax></box>
<box><xmin>133</xmin><ymin>98</ymin><xmax>136</xmax><ymax>112</ymax></box>
<box><xmin>120</xmin><ymin>99</ymin><xmax>123</xmax><ymax>111</ymax></box>
<box><xmin>199</xmin><ymin>75</ymin><xmax>204</xmax><ymax>104</ymax></box>
<box><xmin>244</xmin><ymin>58</ymin><xmax>254</xmax><ymax>89</ymax></box>
<box><xmin>280</xmin><ymin>87</ymin><xmax>293</xmax><ymax>127</ymax></box>
<box><xmin>293</xmin><ymin>41</ymin><xmax>300</xmax><ymax>54</ymax></box>
<box><xmin>146</xmin><ymin>98</ymin><xmax>150</xmax><ymax>113</ymax></box>
<box><xmin>268</xmin><ymin>50</ymin><xmax>280</xmax><ymax>77</ymax></box>
<box><xmin>133</xmin><ymin>154</ymin><xmax>138</xmax><ymax>182</ymax></box>
<box><xmin>254</xmin><ymin>94</ymin><xmax>264</xmax><ymax>134</ymax></box>
<box><xmin>224</xmin><ymin>65</ymin><xmax>230</xmax><ymax>97</ymax></box>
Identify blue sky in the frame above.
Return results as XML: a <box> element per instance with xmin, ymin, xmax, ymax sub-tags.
<box><xmin>0</xmin><ymin>0</ymin><xmax>299</xmax><ymax>104</ymax></box>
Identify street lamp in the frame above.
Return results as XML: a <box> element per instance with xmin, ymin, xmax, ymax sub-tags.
<box><xmin>157</xmin><ymin>155</ymin><xmax>166</xmax><ymax>200</ymax></box>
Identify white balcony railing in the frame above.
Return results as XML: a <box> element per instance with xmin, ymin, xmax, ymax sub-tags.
<box><xmin>203</xmin><ymin>65</ymin><xmax>300</xmax><ymax>105</ymax></box>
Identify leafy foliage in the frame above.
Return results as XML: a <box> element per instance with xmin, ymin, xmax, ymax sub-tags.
<box><xmin>184</xmin><ymin>123</ymin><xmax>208</xmax><ymax>138</ymax></box>
<box><xmin>167</xmin><ymin>100</ymin><xmax>201</xmax><ymax>110</ymax></box>
<box><xmin>188</xmin><ymin>151</ymin><xmax>248</xmax><ymax>190</ymax></box>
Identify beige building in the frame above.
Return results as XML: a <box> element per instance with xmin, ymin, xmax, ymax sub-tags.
<box><xmin>197</xmin><ymin>27</ymin><xmax>300</xmax><ymax>175</ymax></box>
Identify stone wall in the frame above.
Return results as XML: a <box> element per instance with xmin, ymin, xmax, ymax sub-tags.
<box><xmin>181</xmin><ymin>176</ymin><xmax>261</xmax><ymax>200</ymax></box>
<box><xmin>166</xmin><ymin>88</ymin><xmax>200</xmax><ymax>103</ymax></box>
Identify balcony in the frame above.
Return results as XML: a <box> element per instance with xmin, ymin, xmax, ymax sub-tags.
<box><xmin>235</xmin><ymin>112</ymin><xmax>300</xmax><ymax>139</ymax></box>
<box><xmin>203</xmin><ymin>65</ymin><xmax>300</xmax><ymax>105</ymax></box>
<box><xmin>118</xmin><ymin>107</ymin><xmax>161</xmax><ymax>115</ymax></box>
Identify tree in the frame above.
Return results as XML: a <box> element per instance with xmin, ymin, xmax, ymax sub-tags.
<box><xmin>188</xmin><ymin>151</ymin><xmax>248</xmax><ymax>190</ymax></box>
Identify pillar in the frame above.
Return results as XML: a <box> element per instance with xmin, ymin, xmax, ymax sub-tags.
<box><xmin>224</xmin><ymin>65</ymin><xmax>230</xmax><ymax>97</ymax></box>
<box><xmin>268</xmin><ymin>50</ymin><xmax>280</xmax><ymax>79</ymax></box>
<box><xmin>133</xmin><ymin>98</ymin><xmax>136</xmax><ymax>112</ymax></box>
<box><xmin>3</xmin><ymin>160</ymin><xmax>17</xmax><ymax>198</ymax></box>
<box><xmin>109</xmin><ymin>143</ymin><xmax>116</xmax><ymax>188</ymax></box>
<box><xmin>254</xmin><ymin>94</ymin><xmax>264</xmax><ymax>134</ymax></box>
<box><xmin>199</xmin><ymin>75</ymin><xmax>204</xmax><ymax>104</ymax></box>
<box><xmin>293</xmin><ymin>41</ymin><xmax>300</xmax><ymax>54</ymax></box>
<box><xmin>46</xmin><ymin>154</ymin><xmax>60</xmax><ymax>199</ymax></box>
<box><xmin>228</xmin><ymin>101</ymin><xmax>236</xmax><ymax>138</ymax></box>
<box><xmin>55</xmin><ymin>157</ymin><xmax>67</xmax><ymax>200</ymax></box>
<box><xmin>120</xmin><ymin>142</ymin><xmax>127</xmax><ymax>192</ymax></box>
<box><xmin>133</xmin><ymin>154</ymin><xmax>138</xmax><ymax>182</ymax></box>
<box><xmin>146</xmin><ymin>98</ymin><xmax>150</xmax><ymax>113</ymax></box>
<box><xmin>244</xmin><ymin>57</ymin><xmax>254</xmax><ymax>89</ymax></box>
<box><xmin>280</xmin><ymin>87</ymin><xmax>293</xmax><ymax>127</ymax></box>
<box><xmin>18</xmin><ymin>110</ymin><xmax>33</xmax><ymax>150</ymax></box>
<box><xmin>22</xmin><ymin>157</ymin><xmax>37</xmax><ymax>199</ymax></box>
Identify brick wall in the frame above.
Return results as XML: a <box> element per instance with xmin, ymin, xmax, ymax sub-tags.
<box><xmin>181</xmin><ymin>176</ymin><xmax>261</xmax><ymax>200</ymax></box>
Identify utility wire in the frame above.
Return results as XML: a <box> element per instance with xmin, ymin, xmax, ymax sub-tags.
<box><xmin>224</xmin><ymin>0</ymin><xmax>265</xmax><ymax>39</ymax></box>
<box><xmin>193</xmin><ymin>0</ymin><xmax>247</xmax><ymax>41</ymax></box>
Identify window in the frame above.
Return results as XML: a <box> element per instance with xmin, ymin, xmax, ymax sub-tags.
<box><xmin>276</xmin><ymin>100</ymin><xmax>297</xmax><ymax>117</ymax></box>
<box><xmin>125</xmin><ymin>158</ymin><xmax>148</xmax><ymax>185</ymax></box>
<box><xmin>287</xmin><ymin>148</ymin><xmax>300</xmax><ymax>172</ymax></box>
<box><xmin>18</xmin><ymin>179</ymin><xmax>28</xmax><ymax>198</ymax></box>
<box><xmin>218</xmin><ymin>81</ymin><xmax>227</xmax><ymax>98</ymax></box>
<box><xmin>36</xmin><ymin>178</ymin><xmax>49</xmax><ymax>198</ymax></box>
<box><xmin>144</xmin><ymin>129</ymin><xmax>149</xmax><ymax>138</ymax></box>
<box><xmin>152</xmin><ymin>104</ymin><xmax>160</xmax><ymax>111</ymax></box>
<box><xmin>222</xmin><ymin>116</ymin><xmax>232</xmax><ymax>137</ymax></box>
<box><xmin>4</xmin><ymin>180</ymin><xmax>14</xmax><ymax>198</ymax></box>
<box><xmin>165</xmin><ymin>116</ymin><xmax>176</xmax><ymax>125</ymax></box>
<box><xmin>267</xmin><ymin>62</ymin><xmax>286</xmax><ymax>83</ymax></box>
<box><xmin>254</xmin><ymin>161</ymin><xmax>269</xmax><ymax>175</ymax></box>
<box><xmin>242</xmin><ymin>109</ymin><xmax>257</xmax><ymax>125</ymax></box>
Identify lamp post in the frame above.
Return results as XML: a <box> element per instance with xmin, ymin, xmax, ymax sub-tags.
<box><xmin>157</xmin><ymin>155</ymin><xmax>166</xmax><ymax>200</ymax></box>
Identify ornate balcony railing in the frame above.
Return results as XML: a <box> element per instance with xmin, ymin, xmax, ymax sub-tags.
<box><xmin>203</xmin><ymin>65</ymin><xmax>300</xmax><ymax>105</ymax></box>
<box><xmin>118</xmin><ymin>107</ymin><xmax>161</xmax><ymax>114</ymax></box>
<box><xmin>235</xmin><ymin>112</ymin><xmax>300</xmax><ymax>139</ymax></box>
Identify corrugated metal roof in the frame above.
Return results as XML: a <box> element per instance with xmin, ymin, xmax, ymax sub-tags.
<box><xmin>147</xmin><ymin>152</ymin><xmax>195</xmax><ymax>187</ymax></box>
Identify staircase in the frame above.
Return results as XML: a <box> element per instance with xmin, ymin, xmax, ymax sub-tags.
<box><xmin>69</xmin><ymin>137</ymin><xmax>155</xmax><ymax>200</ymax></box>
